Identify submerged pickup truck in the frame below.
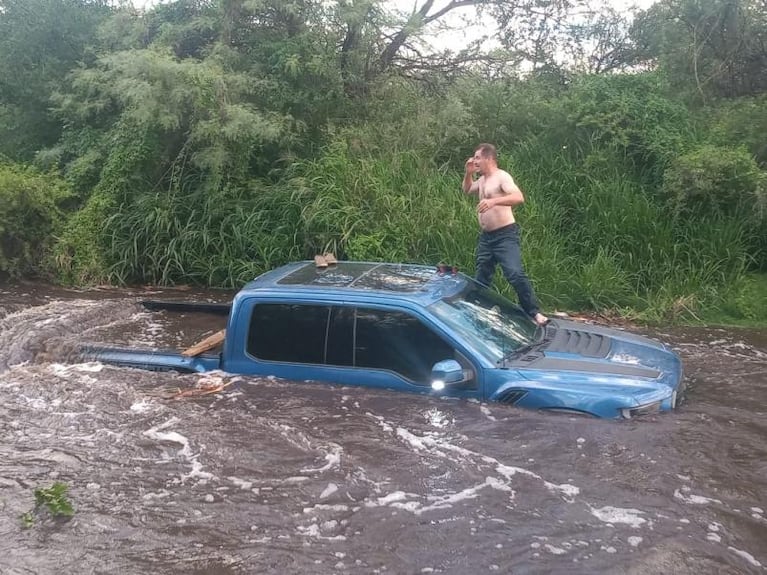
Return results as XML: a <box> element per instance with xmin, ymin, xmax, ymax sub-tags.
<box><xmin>84</xmin><ymin>260</ymin><xmax>685</xmax><ymax>419</ymax></box>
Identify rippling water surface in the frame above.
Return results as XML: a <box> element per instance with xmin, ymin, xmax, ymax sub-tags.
<box><xmin>0</xmin><ymin>284</ymin><xmax>765</xmax><ymax>574</ymax></box>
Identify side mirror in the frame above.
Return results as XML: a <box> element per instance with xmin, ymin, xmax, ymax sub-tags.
<box><xmin>430</xmin><ymin>359</ymin><xmax>464</xmax><ymax>390</ymax></box>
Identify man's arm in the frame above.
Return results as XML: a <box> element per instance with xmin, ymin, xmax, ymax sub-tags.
<box><xmin>494</xmin><ymin>172</ymin><xmax>525</xmax><ymax>206</ymax></box>
<box><xmin>462</xmin><ymin>158</ymin><xmax>480</xmax><ymax>194</ymax></box>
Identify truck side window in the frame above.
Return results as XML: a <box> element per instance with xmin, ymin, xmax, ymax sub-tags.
<box><xmin>353</xmin><ymin>308</ymin><xmax>455</xmax><ymax>384</ymax></box>
<box><xmin>248</xmin><ymin>304</ymin><xmax>330</xmax><ymax>364</ymax></box>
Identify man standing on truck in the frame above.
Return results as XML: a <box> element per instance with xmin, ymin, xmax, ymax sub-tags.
<box><xmin>462</xmin><ymin>143</ymin><xmax>548</xmax><ymax>326</ymax></box>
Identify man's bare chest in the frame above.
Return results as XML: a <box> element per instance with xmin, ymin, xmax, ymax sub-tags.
<box><xmin>479</xmin><ymin>178</ymin><xmax>504</xmax><ymax>199</ymax></box>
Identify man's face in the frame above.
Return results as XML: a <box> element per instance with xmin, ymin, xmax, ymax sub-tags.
<box><xmin>472</xmin><ymin>150</ymin><xmax>489</xmax><ymax>174</ymax></box>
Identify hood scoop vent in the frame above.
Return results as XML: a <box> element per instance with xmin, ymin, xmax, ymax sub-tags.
<box><xmin>543</xmin><ymin>327</ymin><xmax>611</xmax><ymax>358</ymax></box>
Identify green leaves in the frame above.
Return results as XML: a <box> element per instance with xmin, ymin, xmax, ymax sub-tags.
<box><xmin>663</xmin><ymin>145</ymin><xmax>766</xmax><ymax>219</ymax></box>
<box><xmin>0</xmin><ymin>163</ymin><xmax>72</xmax><ymax>279</ymax></box>
<box><xmin>20</xmin><ymin>481</ymin><xmax>75</xmax><ymax>528</ymax></box>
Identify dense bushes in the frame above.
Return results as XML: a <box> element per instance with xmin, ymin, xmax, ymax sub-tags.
<box><xmin>0</xmin><ymin>164</ymin><xmax>71</xmax><ymax>278</ymax></box>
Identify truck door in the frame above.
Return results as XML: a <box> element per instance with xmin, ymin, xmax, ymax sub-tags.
<box><xmin>241</xmin><ymin>302</ymin><xmax>480</xmax><ymax>399</ymax></box>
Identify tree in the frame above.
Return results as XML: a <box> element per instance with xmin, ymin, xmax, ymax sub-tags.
<box><xmin>631</xmin><ymin>0</ymin><xmax>767</xmax><ymax>100</ymax></box>
<box><xmin>0</xmin><ymin>0</ymin><xmax>112</xmax><ymax>160</ymax></box>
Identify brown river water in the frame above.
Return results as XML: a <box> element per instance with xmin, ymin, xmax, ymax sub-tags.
<box><xmin>0</xmin><ymin>283</ymin><xmax>765</xmax><ymax>574</ymax></box>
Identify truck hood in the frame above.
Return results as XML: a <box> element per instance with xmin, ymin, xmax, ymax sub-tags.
<box><xmin>499</xmin><ymin>319</ymin><xmax>681</xmax><ymax>384</ymax></box>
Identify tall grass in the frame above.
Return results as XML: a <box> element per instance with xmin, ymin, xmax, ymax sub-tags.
<box><xmin>511</xmin><ymin>139</ymin><xmax>756</xmax><ymax>319</ymax></box>
<box><xmin>104</xmin><ymin>181</ymin><xmax>303</xmax><ymax>287</ymax></box>
<box><xmin>57</xmin><ymin>133</ymin><xmax>760</xmax><ymax>322</ymax></box>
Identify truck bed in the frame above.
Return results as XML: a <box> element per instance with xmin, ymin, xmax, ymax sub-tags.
<box><xmin>80</xmin><ymin>299</ymin><xmax>230</xmax><ymax>372</ymax></box>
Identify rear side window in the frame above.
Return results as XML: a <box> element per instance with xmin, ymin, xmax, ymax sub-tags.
<box><xmin>354</xmin><ymin>308</ymin><xmax>454</xmax><ymax>384</ymax></box>
<box><xmin>248</xmin><ymin>304</ymin><xmax>329</xmax><ymax>364</ymax></box>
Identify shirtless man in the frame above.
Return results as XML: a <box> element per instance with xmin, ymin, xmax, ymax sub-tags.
<box><xmin>462</xmin><ymin>143</ymin><xmax>548</xmax><ymax>326</ymax></box>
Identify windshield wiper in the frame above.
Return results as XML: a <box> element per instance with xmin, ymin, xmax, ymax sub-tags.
<box><xmin>497</xmin><ymin>330</ymin><xmax>553</xmax><ymax>366</ymax></box>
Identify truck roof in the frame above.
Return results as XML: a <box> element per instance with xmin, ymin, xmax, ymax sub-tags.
<box><xmin>239</xmin><ymin>261</ymin><xmax>468</xmax><ymax>305</ymax></box>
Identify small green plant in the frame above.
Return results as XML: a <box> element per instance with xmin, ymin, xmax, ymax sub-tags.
<box><xmin>20</xmin><ymin>482</ymin><xmax>75</xmax><ymax>528</ymax></box>
<box><xmin>35</xmin><ymin>482</ymin><xmax>74</xmax><ymax>517</ymax></box>
<box><xmin>20</xmin><ymin>511</ymin><xmax>34</xmax><ymax>529</ymax></box>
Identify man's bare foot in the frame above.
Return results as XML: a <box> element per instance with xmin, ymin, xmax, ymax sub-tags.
<box><xmin>533</xmin><ymin>312</ymin><xmax>549</xmax><ymax>326</ymax></box>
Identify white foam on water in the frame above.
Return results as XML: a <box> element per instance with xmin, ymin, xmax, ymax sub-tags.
<box><xmin>396</xmin><ymin>426</ymin><xmax>432</xmax><ymax>451</ymax></box>
<box><xmin>182</xmin><ymin>458</ymin><xmax>215</xmax><ymax>483</ymax></box>
<box><xmin>284</xmin><ymin>476</ymin><xmax>310</xmax><ymax>483</ymax></box>
<box><xmin>752</xmin><ymin>507</ymin><xmax>764</xmax><ymax>514</ymax></box>
<box><xmin>296</xmin><ymin>523</ymin><xmax>347</xmax><ymax>541</ymax></box>
<box><xmin>300</xmin><ymin>444</ymin><xmax>342</xmax><ymax>473</ymax></box>
<box><xmin>627</xmin><ymin>536</ymin><xmax>643</xmax><ymax>547</ymax></box>
<box><xmin>727</xmin><ymin>547</ymin><xmax>762</xmax><ymax>568</ymax></box>
<box><xmin>366</xmin><ymin>491</ymin><xmax>412</xmax><ymax>507</ymax></box>
<box><xmin>545</xmin><ymin>544</ymin><xmax>567</xmax><ymax>555</ymax></box>
<box><xmin>495</xmin><ymin>461</ymin><xmax>580</xmax><ymax>499</ymax></box>
<box><xmin>21</xmin><ymin>394</ymin><xmax>50</xmax><ymax>410</ymax></box>
<box><xmin>378</xmin><ymin>416</ymin><xmax>580</xmax><ymax>505</ymax></box>
<box><xmin>480</xmin><ymin>405</ymin><xmax>496</xmax><ymax>421</ymax></box>
<box><xmin>143</xmin><ymin>417</ymin><xmax>214</xmax><ymax>483</ymax></box>
<box><xmin>73</xmin><ymin>362</ymin><xmax>104</xmax><ymax>372</ymax></box>
<box><xmin>361</xmin><ymin>476</ymin><xmax>516</xmax><ymax>516</ymax></box>
<box><xmin>303</xmin><ymin>504</ymin><xmax>349</xmax><ymax>513</ymax></box>
<box><xmin>673</xmin><ymin>488</ymin><xmax>722</xmax><ymax>505</ymax></box>
<box><xmin>142</xmin><ymin>489</ymin><xmax>172</xmax><ymax>500</ymax></box>
<box><xmin>424</xmin><ymin>408</ymin><xmax>452</xmax><ymax>428</ymax></box>
<box><xmin>267</xmin><ymin>421</ymin><xmax>343</xmax><ymax>474</ymax></box>
<box><xmin>227</xmin><ymin>476</ymin><xmax>253</xmax><ymax>490</ymax></box>
<box><xmin>590</xmin><ymin>506</ymin><xmax>647</xmax><ymax>528</ymax></box>
<box><xmin>320</xmin><ymin>483</ymin><xmax>338</xmax><ymax>499</ymax></box>
<box><xmin>130</xmin><ymin>398</ymin><xmax>156</xmax><ymax>413</ymax></box>
<box><xmin>417</xmin><ymin>477</ymin><xmax>514</xmax><ymax>514</ymax></box>
<box><xmin>50</xmin><ymin>363</ymin><xmax>73</xmax><ymax>377</ymax></box>
<box><xmin>707</xmin><ymin>532</ymin><xmax>722</xmax><ymax>543</ymax></box>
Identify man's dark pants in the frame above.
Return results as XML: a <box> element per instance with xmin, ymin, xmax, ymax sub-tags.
<box><xmin>475</xmin><ymin>223</ymin><xmax>540</xmax><ymax>317</ymax></box>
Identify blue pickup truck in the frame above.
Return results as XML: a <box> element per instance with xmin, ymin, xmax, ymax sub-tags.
<box><xmin>85</xmin><ymin>260</ymin><xmax>685</xmax><ymax>419</ymax></box>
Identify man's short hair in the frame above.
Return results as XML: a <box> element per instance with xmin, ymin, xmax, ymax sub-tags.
<box><xmin>475</xmin><ymin>143</ymin><xmax>497</xmax><ymax>161</ymax></box>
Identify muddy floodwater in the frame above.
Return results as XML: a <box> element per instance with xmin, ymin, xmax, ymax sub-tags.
<box><xmin>0</xmin><ymin>283</ymin><xmax>765</xmax><ymax>575</ymax></box>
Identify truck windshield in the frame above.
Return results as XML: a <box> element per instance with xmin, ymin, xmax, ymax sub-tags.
<box><xmin>428</xmin><ymin>283</ymin><xmax>538</xmax><ymax>363</ymax></box>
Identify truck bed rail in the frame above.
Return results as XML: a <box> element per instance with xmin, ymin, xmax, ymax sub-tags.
<box><xmin>140</xmin><ymin>300</ymin><xmax>231</xmax><ymax>315</ymax></box>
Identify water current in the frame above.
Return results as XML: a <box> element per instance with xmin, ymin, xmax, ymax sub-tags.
<box><xmin>0</xmin><ymin>283</ymin><xmax>764</xmax><ymax>574</ymax></box>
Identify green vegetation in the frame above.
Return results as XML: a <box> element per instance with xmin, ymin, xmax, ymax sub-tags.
<box><xmin>20</xmin><ymin>481</ymin><xmax>75</xmax><ymax>528</ymax></box>
<box><xmin>0</xmin><ymin>163</ymin><xmax>72</xmax><ymax>279</ymax></box>
<box><xmin>0</xmin><ymin>0</ymin><xmax>766</xmax><ymax>325</ymax></box>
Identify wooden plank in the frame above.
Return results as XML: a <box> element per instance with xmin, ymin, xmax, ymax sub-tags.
<box><xmin>181</xmin><ymin>329</ymin><xmax>226</xmax><ymax>357</ymax></box>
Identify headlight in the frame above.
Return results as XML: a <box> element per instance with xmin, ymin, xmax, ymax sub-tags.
<box><xmin>431</xmin><ymin>380</ymin><xmax>446</xmax><ymax>391</ymax></box>
<box><xmin>621</xmin><ymin>400</ymin><xmax>662</xmax><ymax>419</ymax></box>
